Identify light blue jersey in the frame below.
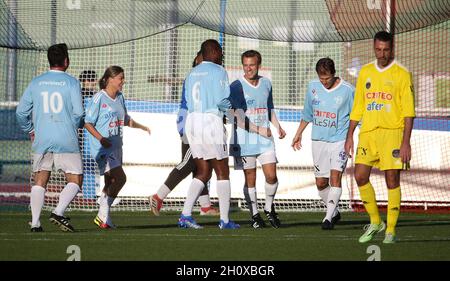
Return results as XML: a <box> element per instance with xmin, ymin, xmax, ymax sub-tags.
<box><xmin>229</xmin><ymin>77</ymin><xmax>275</xmax><ymax>156</ymax></box>
<box><xmin>302</xmin><ymin>79</ymin><xmax>354</xmax><ymax>142</ymax></box>
<box><xmin>16</xmin><ymin>70</ymin><xmax>83</xmax><ymax>153</ymax></box>
<box><xmin>85</xmin><ymin>90</ymin><xmax>130</xmax><ymax>160</ymax></box>
<box><xmin>184</xmin><ymin>61</ymin><xmax>230</xmax><ymax>116</ymax></box>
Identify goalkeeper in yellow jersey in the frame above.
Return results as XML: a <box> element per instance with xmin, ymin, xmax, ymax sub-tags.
<box><xmin>345</xmin><ymin>31</ymin><xmax>415</xmax><ymax>244</ymax></box>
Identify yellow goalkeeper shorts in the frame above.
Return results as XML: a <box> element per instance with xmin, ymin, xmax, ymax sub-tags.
<box><xmin>355</xmin><ymin>128</ymin><xmax>404</xmax><ymax>171</ymax></box>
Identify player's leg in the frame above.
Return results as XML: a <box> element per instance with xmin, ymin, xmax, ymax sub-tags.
<box><xmin>384</xmin><ymin>169</ymin><xmax>401</xmax><ymax>243</ymax></box>
<box><xmin>241</xmin><ymin>156</ymin><xmax>265</xmax><ymax>228</ymax></box>
<box><xmin>261</xmin><ymin>160</ymin><xmax>280</xmax><ymax>228</ymax></box>
<box><xmin>31</xmin><ymin>171</ymin><xmax>50</xmax><ymax>232</ymax></box>
<box><xmin>323</xmin><ymin>140</ymin><xmax>348</xmax><ymax>229</ymax></box>
<box><xmin>178</xmin><ymin>158</ymin><xmax>210</xmax><ymax>229</ymax></box>
<box><xmin>311</xmin><ymin>140</ymin><xmax>334</xmax><ymax>227</ymax></box>
<box><xmin>322</xmin><ymin>170</ymin><xmax>343</xmax><ymax>229</ymax></box>
<box><xmin>378</xmin><ymin>128</ymin><xmax>403</xmax><ymax>243</ymax></box>
<box><xmin>30</xmin><ymin>153</ymin><xmax>53</xmax><ymax>232</ymax></box>
<box><xmin>49</xmin><ymin>153</ymin><xmax>83</xmax><ymax>232</ymax></box>
<box><xmin>94</xmin><ymin>149</ymin><xmax>125</xmax><ymax>229</ymax></box>
<box><xmin>354</xmin><ymin>131</ymin><xmax>385</xmax><ymax>242</ymax></box>
<box><xmin>150</xmin><ymin>142</ymin><xmax>195</xmax><ymax>215</ymax></box>
<box><xmin>198</xmin><ymin>181</ymin><xmax>219</xmax><ymax>216</ymax></box>
<box><xmin>211</xmin><ymin>158</ymin><xmax>239</xmax><ymax>229</ymax></box>
<box><xmin>355</xmin><ymin>164</ymin><xmax>386</xmax><ymax>242</ymax></box>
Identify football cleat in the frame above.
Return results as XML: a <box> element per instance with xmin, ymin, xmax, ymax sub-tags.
<box><xmin>219</xmin><ymin>220</ymin><xmax>240</xmax><ymax>229</ymax></box>
<box><xmin>94</xmin><ymin>215</ymin><xmax>114</xmax><ymax>229</ymax></box>
<box><xmin>251</xmin><ymin>213</ymin><xmax>266</xmax><ymax>229</ymax></box>
<box><xmin>49</xmin><ymin>213</ymin><xmax>74</xmax><ymax>232</ymax></box>
<box><xmin>358</xmin><ymin>221</ymin><xmax>386</xmax><ymax>243</ymax></box>
<box><xmin>199</xmin><ymin>206</ymin><xmax>220</xmax><ymax>216</ymax></box>
<box><xmin>149</xmin><ymin>194</ymin><xmax>163</xmax><ymax>216</ymax></box>
<box><xmin>30</xmin><ymin>226</ymin><xmax>43</xmax><ymax>232</ymax></box>
<box><xmin>178</xmin><ymin>215</ymin><xmax>203</xmax><ymax>229</ymax></box>
<box><xmin>331</xmin><ymin>211</ymin><xmax>341</xmax><ymax>225</ymax></box>
<box><xmin>321</xmin><ymin>219</ymin><xmax>333</xmax><ymax>230</ymax></box>
<box><xmin>264</xmin><ymin>204</ymin><xmax>281</xmax><ymax>229</ymax></box>
<box><xmin>383</xmin><ymin>233</ymin><xmax>397</xmax><ymax>244</ymax></box>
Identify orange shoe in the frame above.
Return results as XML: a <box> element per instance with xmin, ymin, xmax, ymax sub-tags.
<box><xmin>200</xmin><ymin>206</ymin><xmax>220</xmax><ymax>216</ymax></box>
<box><xmin>149</xmin><ymin>194</ymin><xmax>163</xmax><ymax>216</ymax></box>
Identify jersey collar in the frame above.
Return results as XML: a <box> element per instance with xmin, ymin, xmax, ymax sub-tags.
<box><xmin>374</xmin><ymin>59</ymin><xmax>396</xmax><ymax>72</ymax></box>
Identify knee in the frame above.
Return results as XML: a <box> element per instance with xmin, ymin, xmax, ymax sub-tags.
<box><xmin>386</xmin><ymin>178</ymin><xmax>400</xmax><ymax>189</ymax></box>
<box><xmin>316</xmin><ymin>181</ymin><xmax>329</xmax><ymax>190</ymax></box>
<box><xmin>265</xmin><ymin>175</ymin><xmax>277</xmax><ymax>185</ymax></box>
<box><xmin>196</xmin><ymin>171</ymin><xmax>212</xmax><ymax>184</ymax></box>
<box><xmin>354</xmin><ymin>174</ymin><xmax>369</xmax><ymax>186</ymax></box>
<box><xmin>215</xmin><ymin>169</ymin><xmax>229</xmax><ymax>181</ymax></box>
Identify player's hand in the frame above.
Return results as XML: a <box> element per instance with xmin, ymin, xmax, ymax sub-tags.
<box><xmin>399</xmin><ymin>141</ymin><xmax>411</xmax><ymax>164</ymax></box>
<box><xmin>291</xmin><ymin>134</ymin><xmax>302</xmax><ymax>151</ymax></box>
<box><xmin>278</xmin><ymin>127</ymin><xmax>286</xmax><ymax>139</ymax></box>
<box><xmin>29</xmin><ymin>131</ymin><xmax>35</xmax><ymax>142</ymax></box>
<box><xmin>143</xmin><ymin>126</ymin><xmax>151</xmax><ymax>135</ymax></box>
<box><xmin>100</xmin><ymin>137</ymin><xmax>112</xmax><ymax>148</ymax></box>
<box><xmin>344</xmin><ymin>137</ymin><xmax>353</xmax><ymax>158</ymax></box>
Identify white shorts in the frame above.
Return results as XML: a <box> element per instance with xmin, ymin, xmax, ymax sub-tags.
<box><xmin>234</xmin><ymin>150</ymin><xmax>278</xmax><ymax>170</ymax></box>
<box><xmin>32</xmin><ymin>152</ymin><xmax>83</xmax><ymax>175</ymax></box>
<box><xmin>311</xmin><ymin>140</ymin><xmax>348</xmax><ymax>178</ymax></box>
<box><xmin>96</xmin><ymin>148</ymin><xmax>123</xmax><ymax>176</ymax></box>
<box><xmin>185</xmin><ymin>112</ymin><xmax>228</xmax><ymax>160</ymax></box>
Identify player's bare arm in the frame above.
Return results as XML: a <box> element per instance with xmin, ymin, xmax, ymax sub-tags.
<box><xmin>128</xmin><ymin>118</ymin><xmax>151</xmax><ymax>135</ymax></box>
<box><xmin>344</xmin><ymin>120</ymin><xmax>359</xmax><ymax>158</ymax></box>
<box><xmin>269</xmin><ymin>111</ymin><xmax>286</xmax><ymax>139</ymax></box>
<box><xmin>400</xmin><ymin>117</ymin><xmax>414</xmax><ymax>164</ymax></box>
<box><xmin>291</xmin><ymin>120</ymin><xmax>309</xmax><ymax>151</ymax></box>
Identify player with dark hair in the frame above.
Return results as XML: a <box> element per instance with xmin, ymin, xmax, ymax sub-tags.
<box><xmin>179</xmin><ymin>40</ymin><xmax>270</xmax><ymax>229</ymax></box>
<box><xmin>85</xmin><ymin>65</ymin><xmax>151</xmax><ymax>229</ymax></box>
<box><xmin>149</xmin><ymin>52</ymin><xmax>219</xmax><ymax>216</ymax></box>
<box><xmin>229</xmin><ymin>50</ymin><xmax>286</xmax><ymax>229</ymax></box>
<box><xmin>16</xmin><ymin>43</ymin><xmax>84</xmax><ymax>232</ymax></box>
<box><xmin>345</xmin><ymin>31</ymin><xmax>415</xmax><ymax>243</ymax></box>
<box><xmin>292</xmin><ymin>57</ymin><xmax>354</xmax><ymax>230</ymax></box>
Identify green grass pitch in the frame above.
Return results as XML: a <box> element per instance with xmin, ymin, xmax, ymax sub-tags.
<box><xmin>0</xmin><ymin>210</ymin><xmax>449</xmax><ymax>261</ymax></box>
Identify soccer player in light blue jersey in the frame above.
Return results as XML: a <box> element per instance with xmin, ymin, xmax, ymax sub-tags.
<box><xmin>84</xmin><ymin>65</ymin><xmax>151</xmax><ymax>229</ymax></box>
<box><xmin>16</xmin><ymin>43</ymin><xmax>83</xmax><ymax>232</ymax></box>
<box><xmin>229</xmin><ymin>50</ymin><xmax>286</xmax><ymax>229</ymax></box>
<box><xmin>178</xmin><ymin>39</ymin><xmax>240</xmax><ymax>229</ymax></box>
<box><xmin>292</xmin><ymin>57</ymin><xmax>354</xmax><ymax>230</ymax></box>
<box><xmin>149</xmin><ymin>52</ymin><xmax>219</xmax><ymax>217</ymax></box>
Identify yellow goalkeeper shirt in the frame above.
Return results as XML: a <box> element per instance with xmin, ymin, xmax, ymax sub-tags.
<box><xmin>350</xmin><ymin>60</ymin><xmax>415</xmax><ymax>133</ymax></box>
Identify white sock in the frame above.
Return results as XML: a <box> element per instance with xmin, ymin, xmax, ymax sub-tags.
<box><xmin>97</xmin><ymin>193</ymin><xmax>109</xmax><ymax>222</ymax></box>
<box><xmin>198</xmin><ymin>194</ymin><xmax>211</xmax><ymax>208</ymax></box>
<box><xmin>156</xmin><ymin>184</ymin><xmax>171</xmax><ymax>201</ymax></box>
<box><xmin>54</xmin><ymin>183</ymin><xmax>79</xmax><ymax>216</ymax></box>
<box><xmin>324</xmin><ymin>186</ymin><xmax>342</xmax><ymax>222</ymax></box>
<box><xmin>216</xmin><ymin>180</ymin><xmax>231</xmax><ymax>223</ymax></box>
<box><xmin>318</xmin><ymin>186</ymin><xmax>330</xmax><ymax>204</ymax></box>
<box><xmin>264</xmin><ymin>181</ymin><xmax>278</xmax><ymax>212</ymax></box>
<box><xmin>182</xmin><ymin>178</ymin><xmax>204</xmax><ymax>216</ymax></box>
<box><xmin>30</xmin><ymin>185</ymin><xmax>45</xmax><ymax>227</ymax></box>
<box><xmin>243</xmin><ymin>186</ymin><xmax>258</xmax><ymax>216</ymax></box>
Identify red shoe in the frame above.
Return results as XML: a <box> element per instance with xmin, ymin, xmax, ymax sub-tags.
<box><xmin>94</xmin><ymin>215</ymin><xmax>114</xmax><ymax>229</ymax></box>
<box><xmin>149</xmin><ymin>194</ymin><xmax>163</xmax><ymax>216</ymax></box>
<box><xmin>200</xmin><ymin>206</ymin><xmax>220</xmax><ymax>216</ymax></box>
